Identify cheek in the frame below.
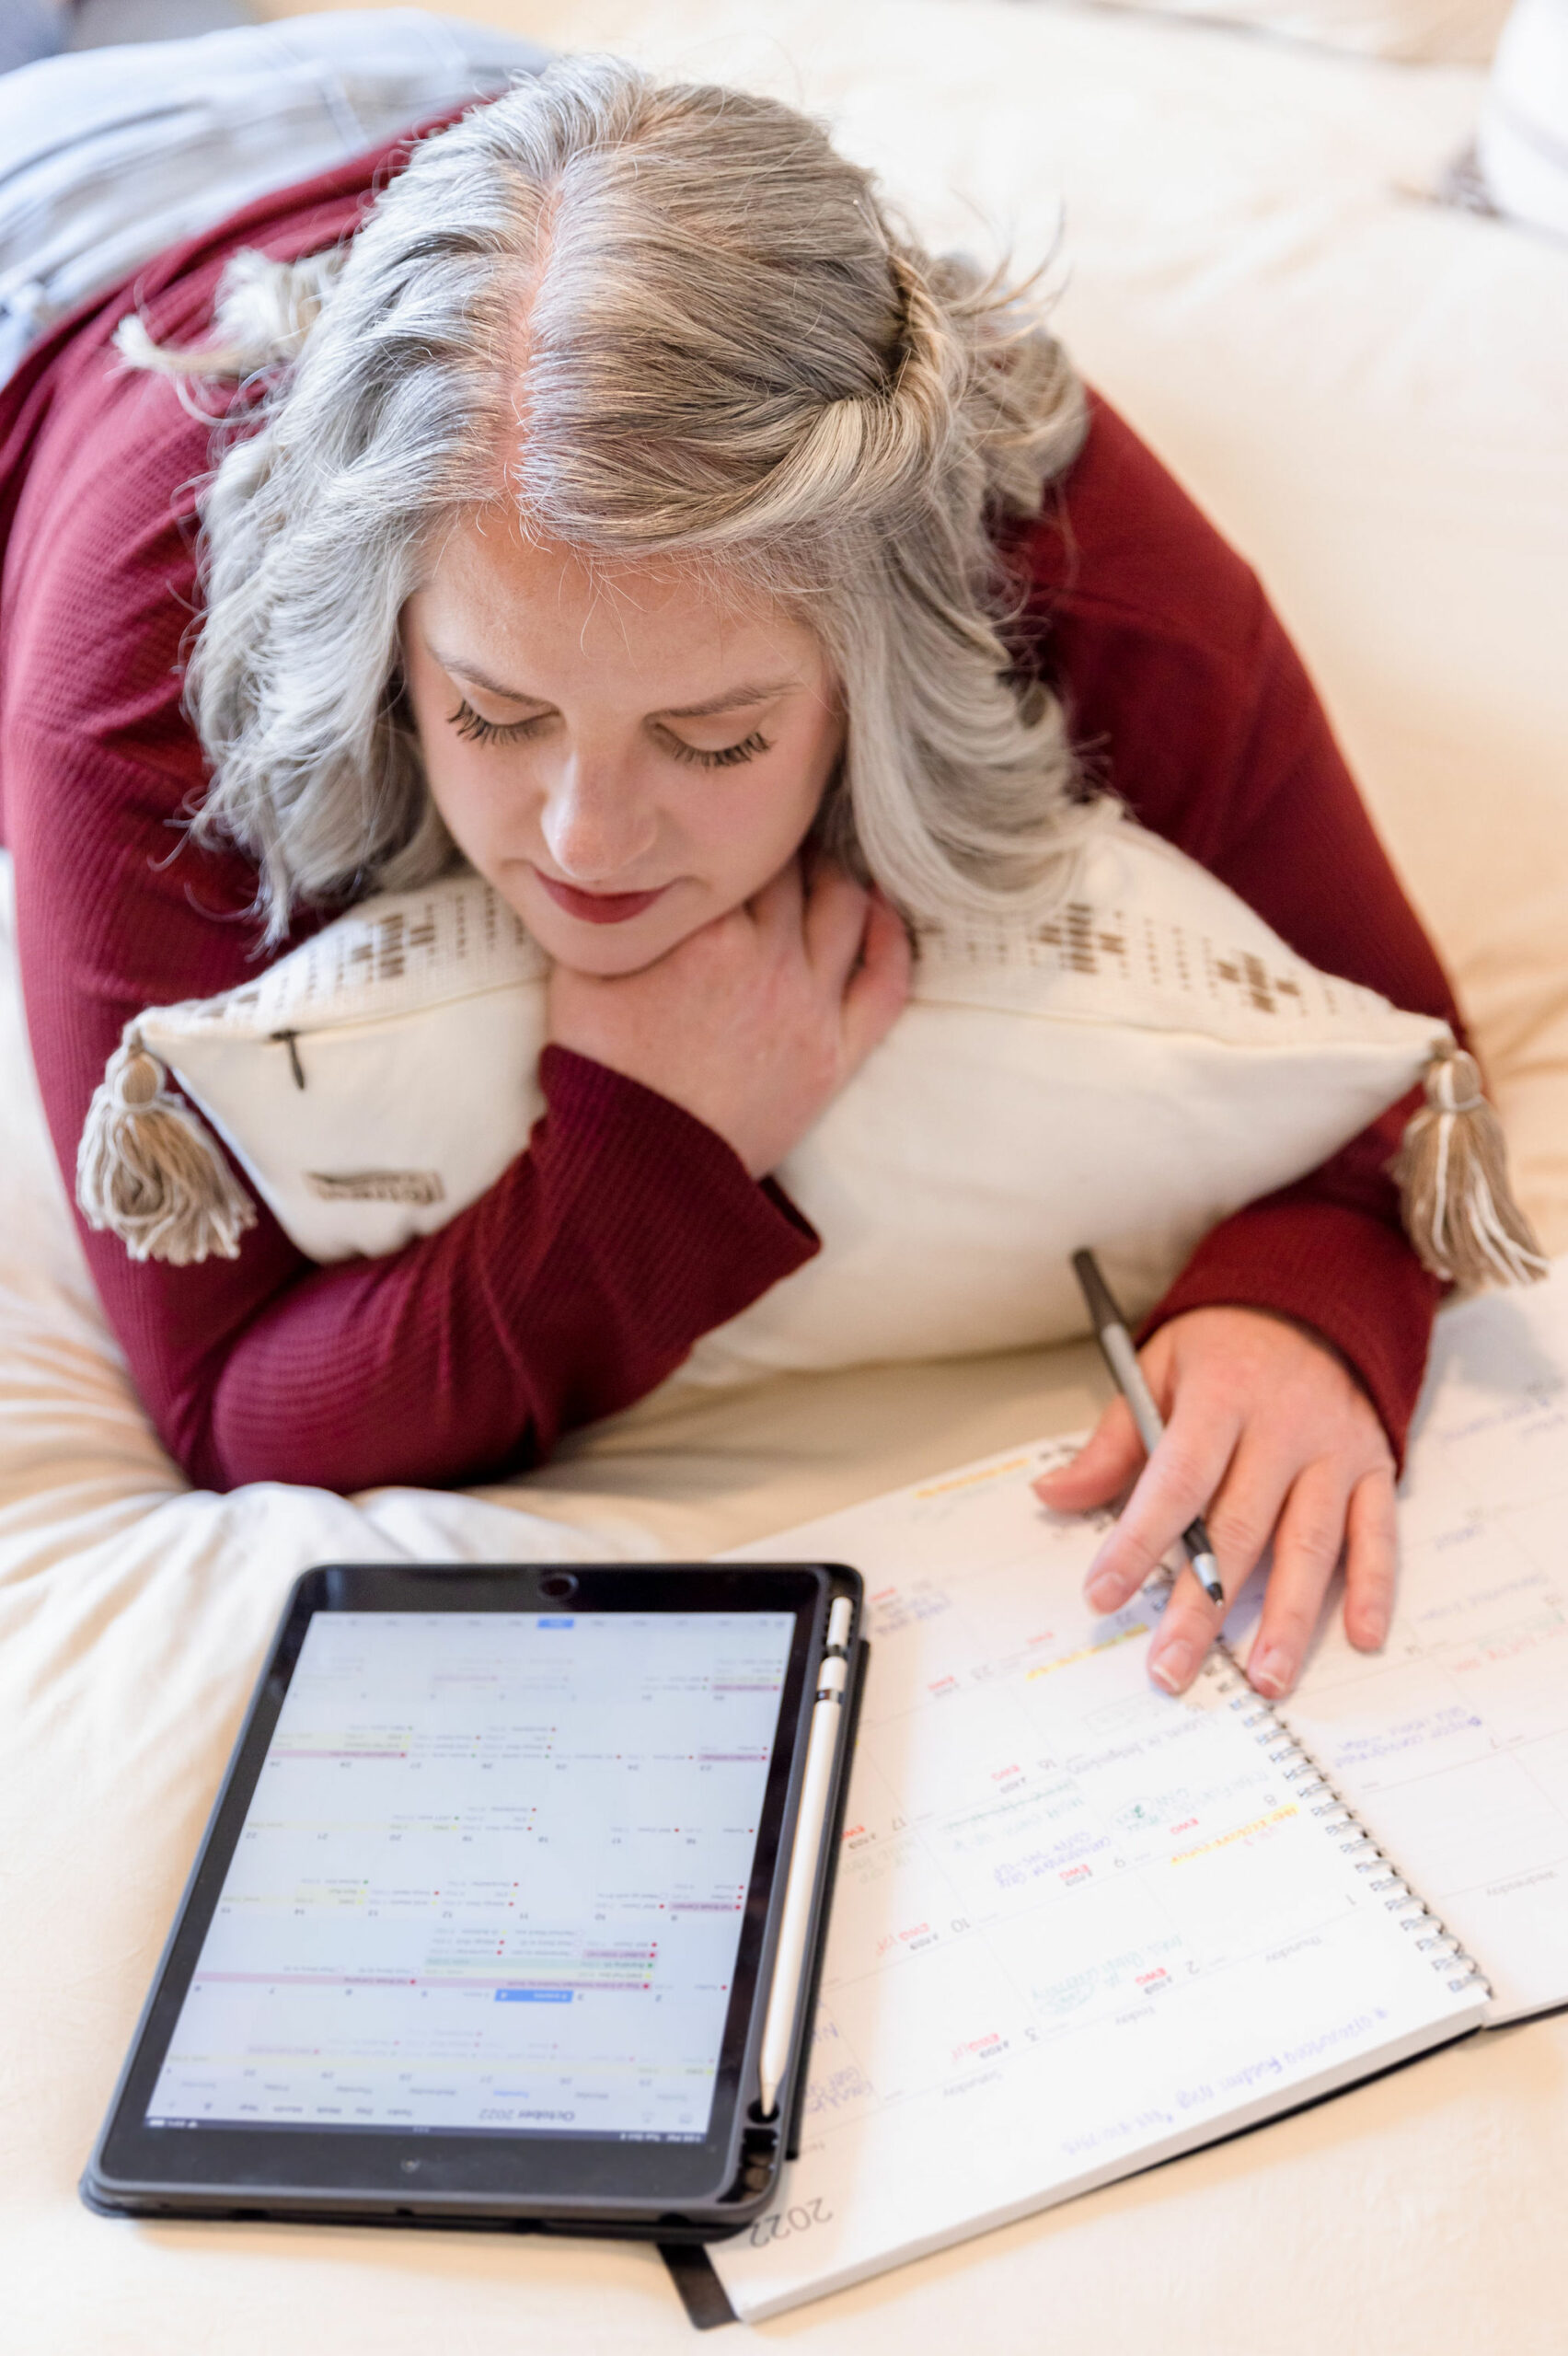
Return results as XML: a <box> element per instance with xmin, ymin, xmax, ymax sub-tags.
<box><xmin>695</xmin><ymin>717</ymin><xmax>842</xmax><ymax>880</ymax></box>
<box><xmin>399</xmin><ymin>627</ymin><xmax>525</xmax><ymax>862</ymax></box>
<box><xmin>677</xmin><ymin>772</ymin><xmax>815</xmax><ymax>899</ymax></box>
<box><xmin>421</xmin><ymin>745</ymin><xmax>511</xmax><ymax>858</ymax></box>
<box><xmin>416</xmin><ymin>718</ymin><xmax>548</xmax><ymax>874</ymax></box>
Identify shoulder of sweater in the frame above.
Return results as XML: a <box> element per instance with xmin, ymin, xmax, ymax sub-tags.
<box><xmin>998</xmin><ymin>392</ymin><xmax>1284</xmax><ymax>679</ymax></box>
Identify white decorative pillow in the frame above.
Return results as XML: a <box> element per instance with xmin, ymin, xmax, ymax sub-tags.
<box><xmin>142</xmin><ymin>885</ymin><xmax>552</xmax><ymax>1267</ymax></box>
<box><xmin>79</xmin><ymin>816</ymin><xmax>1534</xmax><ymax>1386</ymax></box>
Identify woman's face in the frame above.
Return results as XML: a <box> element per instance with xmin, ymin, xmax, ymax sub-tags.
<box><xmin>402</xmin><ymin>514</ymin><xmax>845</xmax><ymax>976</ymax></box>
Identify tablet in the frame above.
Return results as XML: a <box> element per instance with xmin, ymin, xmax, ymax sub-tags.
<box><xmin>83</xmin><ymin>1560</ymin><xmax>863</xmax><ymax>2238</ymax></box>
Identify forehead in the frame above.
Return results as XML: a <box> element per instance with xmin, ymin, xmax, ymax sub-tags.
<box><xmin>421</xmin><ymin>509</ymin><xmax>821</xmax><ymax>703</ymax></box>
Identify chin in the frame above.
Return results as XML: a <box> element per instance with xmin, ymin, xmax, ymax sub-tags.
<box><xmin>546</xmin><ymin>926</ymin><xmax>682</xmax><ymax>979</ymax></box>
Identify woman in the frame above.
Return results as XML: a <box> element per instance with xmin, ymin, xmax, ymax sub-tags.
<box><xmin>0</xmin><ymin>60</ymin><xmax>1460</xmax><ymax>1701</ymax></box>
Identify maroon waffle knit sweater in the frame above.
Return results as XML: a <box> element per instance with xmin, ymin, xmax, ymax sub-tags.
<box><xmin>0</xmin><ymin>130</ymin><xmax>1456</xmax><ymax>1496</ymax></box>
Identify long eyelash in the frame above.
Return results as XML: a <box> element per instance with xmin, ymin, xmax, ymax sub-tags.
<box><xmin>448</xmin><ymin>698</ymin><xmax>547</xmax><ymax>745</ymax></box>
<box><xmin>667</xmin><ymin>730</ymin><xmax>772</xmax><ymax>770</ymax></box>
<box><xmin>447</xmin><ymin>699</ymin><xmax>771</xmax><ymax>770</ymax></box>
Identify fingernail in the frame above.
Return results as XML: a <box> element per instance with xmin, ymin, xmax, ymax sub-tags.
<box><xmin>1250</xmin><ymin>1643</ymin><xmax>1290</xmax><ymax>1698</ymax></box>
<box><xmin>1149</xmin><ymin>1638</ymin><xmax>1195</xmax><ymax>1693</ymax></box>
<box><xmin>1086</xmin><ymin>1574</ymin><xmax>1122</xmax><ymax>1612</ymax></box>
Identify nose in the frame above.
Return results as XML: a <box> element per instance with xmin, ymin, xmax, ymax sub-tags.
<box><xmin>537</xmin><ymin>751</ymin><xmax>659</xmax><ymax>884</ymax></box>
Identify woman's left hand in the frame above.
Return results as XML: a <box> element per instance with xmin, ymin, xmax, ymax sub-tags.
<box><xmin>1032</xmin><ymin>1305</ymin><xmax>1397</xmax><ymax>1700</ymax></box>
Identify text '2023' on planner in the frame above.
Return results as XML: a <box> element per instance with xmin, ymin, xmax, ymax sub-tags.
<box><xmin>708</xmin><ymin>1260</ymin><xmax>1568</xmax><ymax>2322</ymax></box>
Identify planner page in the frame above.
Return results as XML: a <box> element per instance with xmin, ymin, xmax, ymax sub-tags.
<box><xmin>1256</xmin><ymin>1262</ymin><xmax>1568</xmax><ymax>2026</ymax></box>
<box><xmin>713</xmin><ymin>1452</ymin><xmax>1484</xmax><ymax>2320</ymax></box>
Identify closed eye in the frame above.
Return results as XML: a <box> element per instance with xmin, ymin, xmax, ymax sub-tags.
<box><xmin>663</xmin><ymin>728</ymin><xmax>772</xmax><ymax>770</ymax></box>
<box><xmin>448</xmin><ymin>698</ymin><xmax>773</xmax><ymax>770</ymax></box>
<box><xmin>448</xmin><ymin>698</ymin><xmax>550</xmax><ymax>746</ymax></box>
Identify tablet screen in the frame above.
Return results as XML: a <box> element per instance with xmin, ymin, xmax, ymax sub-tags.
<box><xmin>145</xmin><ymin>1608</ymin><xmax>796</xmax><ymax>2144</ymax></box>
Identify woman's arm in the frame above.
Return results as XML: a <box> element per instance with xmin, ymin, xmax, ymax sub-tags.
<box><xmin>0</xmin><ymin>337</ymin><xmax>853</xmax><ymax>1495</ymax></box>
<box><xmin>1011</xmin><ymin>391</ymin><xmax>1453</xmax><ymax>1460</ymax></box>
<box><xmin>1012</xmin><ymin>394</ymin><xmax>1458</xmax><ymax>1693</ymax></box>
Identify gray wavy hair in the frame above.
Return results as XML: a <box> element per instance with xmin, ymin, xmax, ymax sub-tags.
<box><xmin>122</xmin><ymin>55</ymin><xmax>1099</xmax><ymax>944</ymax></box>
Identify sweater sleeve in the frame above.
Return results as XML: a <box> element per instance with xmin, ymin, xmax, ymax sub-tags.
<box><xmin>187</xmin><ymin>1045</ymin><xmax>818</xmax><ymax>1494</ymax></box>
<box><xmin>1011</xmin><ymin>397</ymin><xmax>1453</xmax><ymax>1464</ymax></box>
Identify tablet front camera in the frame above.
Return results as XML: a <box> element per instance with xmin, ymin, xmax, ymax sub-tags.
<box><xmin>538</xmin><ymin>1571</ymin><xmax>579</xmax><ymax>1600</ymax></box>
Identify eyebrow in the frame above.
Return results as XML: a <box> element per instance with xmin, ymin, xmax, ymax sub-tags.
<box><xmin>428</xmin><ymin>647</ymin><xmax>797</xmax><ymax>720</ymax></box>
<box><xmin>660</xmin><ymin>681</ymin><xmax>798</xmax><ymax>719</ymax></box>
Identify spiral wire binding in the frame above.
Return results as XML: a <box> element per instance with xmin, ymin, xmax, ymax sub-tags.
<box><xmin>1197</xmin><ymin>1650</ymin><xmax>1491</xmax><ymax>2003</ymax></box>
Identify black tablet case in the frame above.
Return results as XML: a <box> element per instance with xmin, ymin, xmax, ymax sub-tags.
<box><xmin>660</xmin><ymin>1633</ymin><xmax>870</xmax><ymax>2329</ymax></box>
<box><xmin>82</xmin><ymin>1603</ymin><xmax>869</xmax><ymax>2334</ymax></box>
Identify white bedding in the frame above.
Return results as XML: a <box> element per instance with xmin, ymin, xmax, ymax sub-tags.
<box><xmin>7</xmin><ymin>2</ymin><xmax>1568</xmax><ymax>2347</ymax></box>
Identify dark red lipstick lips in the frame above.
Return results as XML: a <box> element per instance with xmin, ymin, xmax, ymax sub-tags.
<box><xmin>535</xmin><ymin>872</ymin><xmax>669</xmax><ymax>926</ymax></box>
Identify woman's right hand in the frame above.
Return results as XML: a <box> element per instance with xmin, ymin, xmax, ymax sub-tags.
<box><xmin>546</xmin><ymin>859</ymin><xmax>912</xmax><ymax>1178</ymax></box>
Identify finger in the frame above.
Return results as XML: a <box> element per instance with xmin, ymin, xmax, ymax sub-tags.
<box><xmin>1150</xmin><ymin>1435</ymin><xmax>1316</xmax><ymax>1696</ymax></box>
<box><xmin>1143</xmin><ymin>1444</ymin><xmax>1288</xmax><ymax>1696</ymax></box>
<box><xmin>1083</xmin><ymin>1390</ymin><xmax>1241</xmax><ymax>1620</ymax></box>
<box><xmin>1032</xmin><ymin>1396</ymin><xmax>1146</xmax><ymax>1514</ymax></box>
<box><xmin>1343</xmin><ymin>1465</ymin><xmax>1398</xmax><ymax>1651</ymax></box>
<box><xmin>1242</xmin><ymin>1459</ymin><xmax>1352</xmax><ymax>1699</ymax></box>
<box><xmin>801</xmin><ymin>860</ymin><xmax>872</xmax><ymax>977</ymax></box>
<box><xmin>838</xmin><ymin>891</ymin><xmax>913</xmax><ymax>1058</ymax></box>
<box><xmin>1203</xmin><ymin>1433</ymin><xmax>1312</xmax><ymax>1611</ymax></box>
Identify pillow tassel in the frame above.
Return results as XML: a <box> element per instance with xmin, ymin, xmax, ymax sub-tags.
<box><xmin>1395</xmin><ymin>1044</ymin><xmax>1549</xmax><ymax>1288</ymax></box>
<box><xmin>75</xmin><ymin>1030</ymin><xmax>258</xmax><ymax>1266</ymax></box>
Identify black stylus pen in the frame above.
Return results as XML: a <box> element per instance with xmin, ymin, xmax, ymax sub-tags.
<box><xmin>1070</xmin><ymin>1248</ymin><xmax>1226</xmax><ymax>1608</ymax></box>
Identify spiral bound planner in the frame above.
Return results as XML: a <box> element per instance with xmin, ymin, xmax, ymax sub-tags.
<box><xmin>1204</xmin><ymin>1657</ymin><xmax>1486</xmax><ymax>2001</ymax></box>
<box><xmin>706</xmin><ymin>1426</ymin><xmax>1508</xmax><ymax>2321</ymax></box>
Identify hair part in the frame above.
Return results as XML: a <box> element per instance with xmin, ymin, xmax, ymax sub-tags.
<box><xmin>124</xmin><ymin>57</ymin><xmax>1101</xmax><ymax>943</ymax></box>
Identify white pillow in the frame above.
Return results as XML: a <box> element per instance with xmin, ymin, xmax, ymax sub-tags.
<box><xmin>81</xmin><ymin>816</ymin><xmax>1504</xmax><ymax>1382</ymax></box>
<box><xmin>1476</xmin><ymin>0</ymin><xmax>1568</xmax><ymax>242</ymax></box>
<box><xmin>1048</xmin><ymin>0</ymin><xmax>1510</xmax><ymax>62</ymax></box>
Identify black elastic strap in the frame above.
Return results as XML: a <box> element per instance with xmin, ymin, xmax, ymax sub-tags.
<box><xmin>659</xmin><ymin>2243</ymin><xmax>738</xmax><ymax>2331</ymax></box>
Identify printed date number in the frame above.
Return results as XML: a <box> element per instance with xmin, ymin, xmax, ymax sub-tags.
<box><xmin>749</xmin><ymin>2197</ymin><xmax>833</xmax><ymax>2247</ymax></box>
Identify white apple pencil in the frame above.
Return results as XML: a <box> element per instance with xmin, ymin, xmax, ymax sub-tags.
<box><xmin>757</xmin><ymin>1593</ymin><xmax>855</xmax><ymax>2119</ymax></box>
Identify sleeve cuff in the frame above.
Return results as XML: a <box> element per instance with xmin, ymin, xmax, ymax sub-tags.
<box><xmin>1137</xmin><ymin>1197</ymin><xmax>1442</xmax><ymax>1474</ymax></box>
<box><xmin>536</xmin><ymin>1044</ymin><xmax>819</xmax><ymax>1368</ymax></box>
